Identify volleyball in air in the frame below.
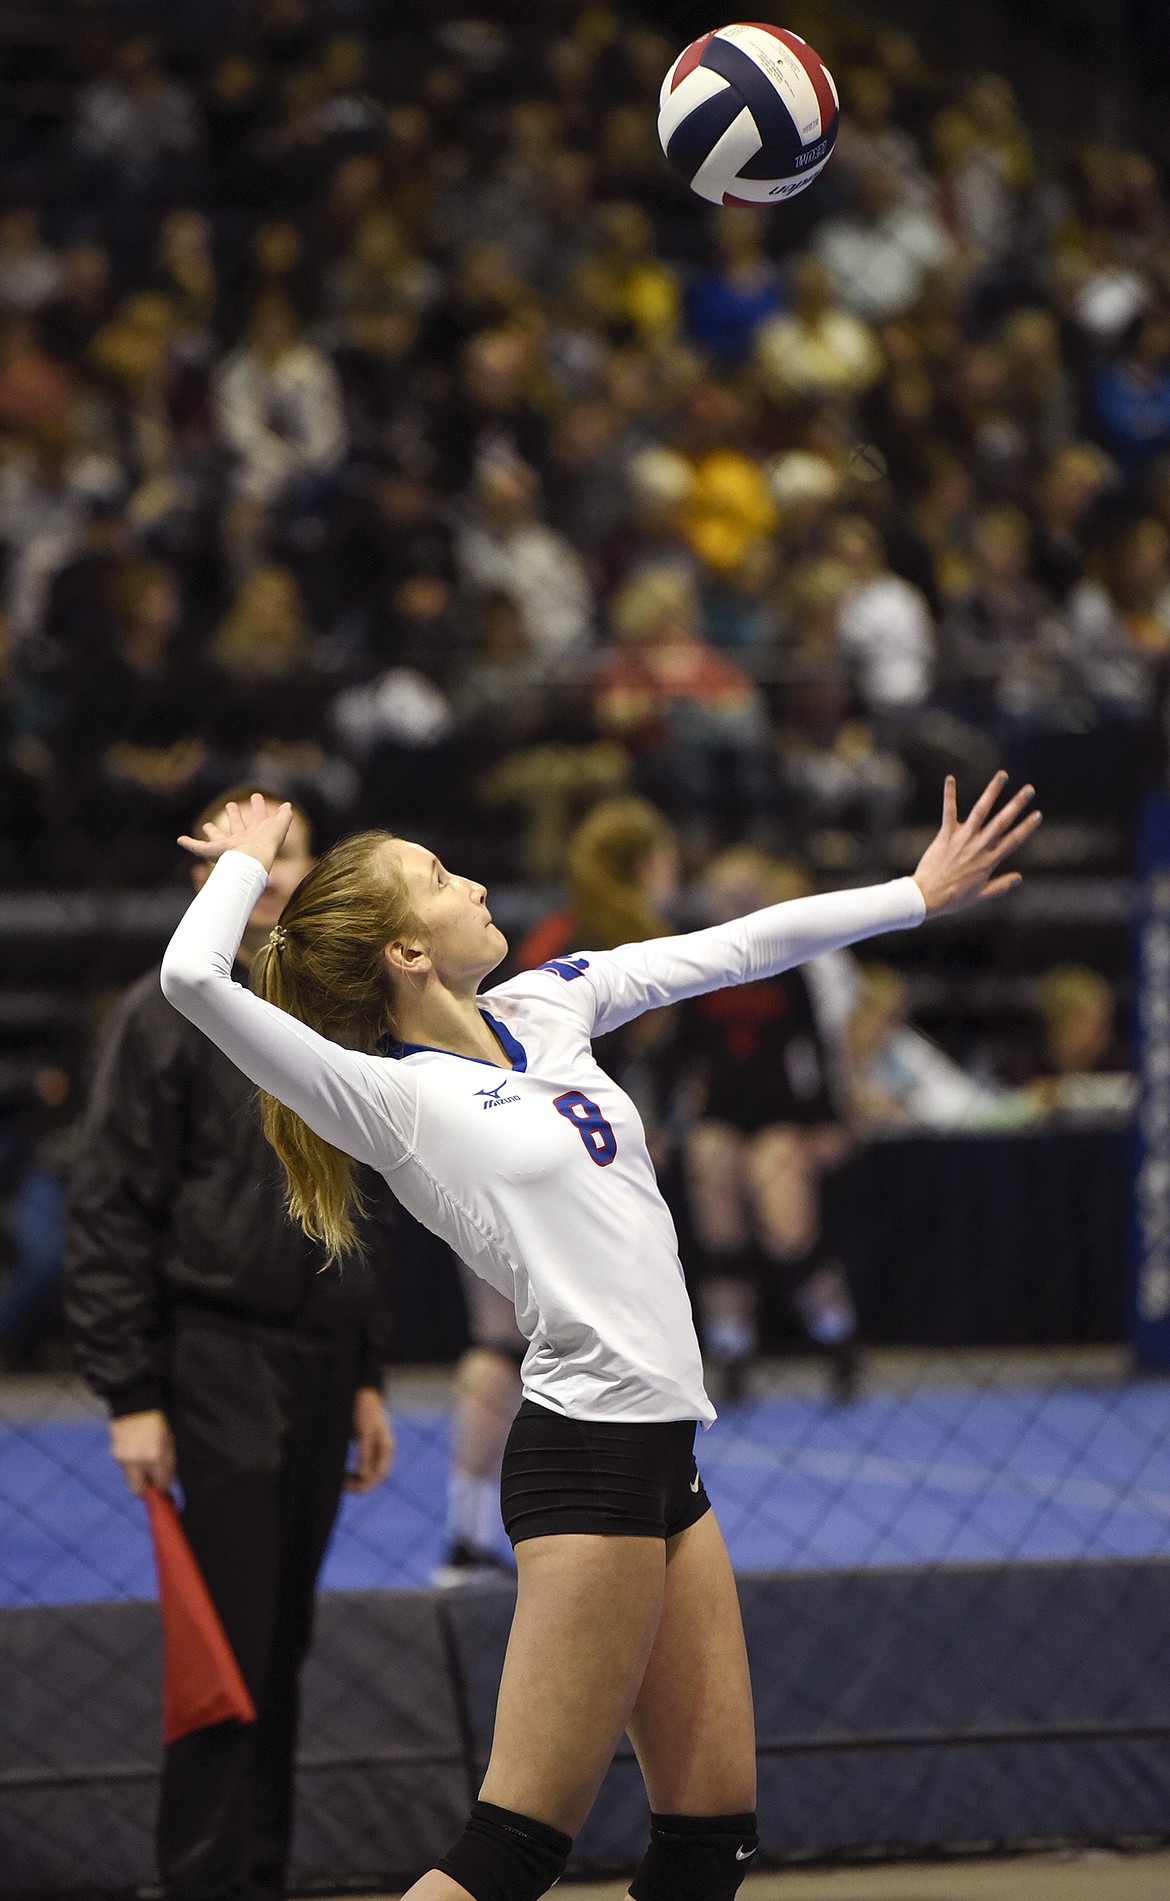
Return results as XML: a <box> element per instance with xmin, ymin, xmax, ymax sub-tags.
<box><xmin>658</xmin><ymin>23</ymin><xmax>839</xmax><ymax>206</ymax></box>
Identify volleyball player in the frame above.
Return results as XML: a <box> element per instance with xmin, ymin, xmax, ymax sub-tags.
<box><xmin>160</xmin><ymin>771</ymin><xmax>1038</xmax><ymax>1901</ymax></box>
<box><xmin>439</xmin><ymin>796</ymin><xmax>680</xmax><ymax>1583</ymax></box>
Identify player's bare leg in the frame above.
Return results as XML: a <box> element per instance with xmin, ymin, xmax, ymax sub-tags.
<box><xmin>398</xmin><ymin>1534</ymin><xmax>668</xmax><ymax>1899</ymax></box>
<box><xmin>623</xmin><ymin>1509</ymin><xmax>757</xmax><ymax>1898</ymax></box>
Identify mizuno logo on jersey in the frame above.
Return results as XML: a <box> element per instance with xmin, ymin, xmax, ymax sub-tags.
<box><xmin>476</xmin><ymin>1079</ymin><xmax>522</xmax><ymax>1109</ymax></box>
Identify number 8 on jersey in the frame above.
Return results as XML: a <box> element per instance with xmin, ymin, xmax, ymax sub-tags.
<box><xmin>553</xmin><ymin>1091</ymin><xmax>618</xmax><ymax>1167</ymax></box>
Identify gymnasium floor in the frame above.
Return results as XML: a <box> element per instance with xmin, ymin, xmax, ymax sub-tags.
<box><xmin>2</xmin><ymin>1351</ymin><xmax>1169</xmax><ymax>1605</ymax></box>
<box><xmin>372</xmin><ymin>1849</ymin><xmax>1170</xmax><ymax>1900</ymax></box>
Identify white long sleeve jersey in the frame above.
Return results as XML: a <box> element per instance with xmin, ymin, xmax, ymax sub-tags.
<box><xmin>160</xmin><ymin>853</ymin><xmax>925</xmax><ymax>1426</ymax></box>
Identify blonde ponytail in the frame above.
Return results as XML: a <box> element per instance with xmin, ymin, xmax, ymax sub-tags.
<box><xmin>249</xmin><ymin>830</ymin><xmax>425</xmax><ymax>1261</ymax></box>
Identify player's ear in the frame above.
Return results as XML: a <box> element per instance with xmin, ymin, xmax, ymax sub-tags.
<box><xmin>383</xmin><ymin>937</ymin><xmax>432</xmax><ymax>979</ymax></box>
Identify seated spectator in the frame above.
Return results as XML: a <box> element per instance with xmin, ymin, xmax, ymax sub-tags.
<box><xmin>704</xmin><ymin>538</ymin><xmax>784</xmax><ymax>652</ymax></box>
<box><xmin>213</xmin><ymin>294</ymin><xmax>346</xmax><ymax>503</ymax></box>
<box><xmin>543</xmin><ymin>400</ymin><xmax>639</xmax><ymax>553</ymax></box>
<box><xmin>64</xmin><ymin>559</ymin><xmax>210</xmax><ymax>880</ymax></box>
<box><xmin>586</xmin><ymin>201</ymin><xmax>680</xmax><ymax>348</ymax></box>
<box><xmin>1031</xmin><ymin>442</ymin><xmax>1114</xmax><ymax>605</ymax></box>
<box><xmin>813</xmin><ymin>163</ymin><xmax>955</xmax><ymax>324</ymax></box>
<box><xmin>0</xmin><ymin>425</ymin><xmax>122</xmax><ymax>644</ymax></box>
<box><xmin>1094</xmin><ymin>307</ymin><xmax>1170</xmax><ymax>469</ymax></box>
<box><xmin>755</xmin><ymin>255</ymin><xmax>884</xmax><ymax>403</ymax></box>
<box><xmin>768</xmin><ymin>451</ymin><xmax>844</xmax><ymax>566</ymax></box>
<box><xmin>941</xmin><ymin>505</ymin><xmax>1064</xmax><ymax>717</ymax></box>
<box><xmin>336</xmin><ymin>460</ymin><xmax>456</xmax><ymax>638</ymax></box>
<box><xmin>677</xmin><ymin>379</ymin><xmax>778</xmax><ymax>575</ymax></box>
<box><xmin>595</xmin><ymin>565</ymin><xmax>772</xmax><ymax>836</ymax></box>
<box><xmin>86</xmin><ymin>292</ymin><xmax>188</xmax><ymax>500</ymax></box>
<box><xmin>71</xmin><ymin>35</ymin><xmax>201</xmax><ymax>188</ymax></box>
<box><xmin>0</xmin><ymin>317</ymin><xmax>75</xmax><ymax>439</ymax></box>
<box><xmin>828</xmin><ymin>513</ymin><xmax>935</xmax><ymax>712</ymax></box>
<box><xmin>776</xmin><ymin>556</ymin><xmax>910</xmax><ymax>857</ymax></box>
<box><xmin>929</xmin><ymin>105</ymin><xmax>1018</xmax><ymax>265</ymax></box>
<box><xmin>598</xmin><ymin>445</ymin><xmax>699</xmax><ymax>595</ymax></box>
<box><xmin>848</xmin><ymin>964</ymin><xmax>1023</xmax><ymax>1130</ymax></box>
<box><xmin>883</xmin><ymin>451</ymin><xmax>978</xmax><ymax>612</ymax></box>
<box><xmin>304</xmin><ymin>32</ymin><xmax>384</xmax><ymax>143</ymax></box>
<box><xmin>1094</xmin><ymin>518</ymin><xmax>1170</xmax><ymax>652</ymax></box>
<box><xmin>203</xmin><ymin>53</ymin><xmax>269</xmax><ymax>206</ymax></box>
<box><xmin>0</xmin><ymin>609</ymin><xmax>56</xmax><ymax>881</ymax></box>
<box><xmin>964</xmin><ymin>73</ymin><xmax>1035</xmax><ymax>197</ymax></box>
<box><xmin>300</xmin><ymin>152</ymin><xmax>384</xmax><ymax>273</ymax></box>
<box><xmin>940</xmin><ymin>341</ymin><xmax>1029</xmax><ymax>496</ymax></box>
<box><xmin>685</xmin><ymin>209</ymin><xmax>782</xmax><ymax>367</ymax></box>
<box><xmin>1027</xmin><ymin>965</ymin><xmax>1131</xmax><ymax>1117</ymax></box>
<box><xmin>208</xmin><ymin>566</ymin><xmax>355</xmax><ymax>821</ymax></box>
<box><xmin>456</xmin><ymin>455</ymin><xmax>593</xmax><ymax>656</ymax></box>
<box><xmin>862</xmin><ymin>356</ymin><xmax>939</xmax><ymax>491</ymax></box>
<box><xmin>0</xmin><ymin>208</ymin><xmax>62</xmax><ymax>318</ymax></box>
<box><xmin>422</xmin><ymin>244</ymin><xmax>538</xmax><ymax>367</ymax></box>
<box><xmin>1054</xmin><ymin>217</ymin><xmax>1151</xmax><ymax>353</ymax></box>
<box><xmin>40</xmin><ymin>242</ymin><xmax>115</xmax><ymax>366</ymax></box>
<box><xmin>152</xmin><ymin>210</ymin><xmax>218</xmax><ymax>350</ymax></box>
<box><xmin>523</xmin><ymin>149</ymin><xmax>602</xmax><ymax>300</ymax></box>
<box><xmin>515</xmin><ymin>794</ymin><xmax>678</xmax><ymax>969</ymax></box>
<box><xmin>449</xmin><ymin>592</ymin><xmax>571</xmax><ymax>769</ymax></box>
<box><xmin>997</xmin><ymin>308</ymin><xmax>1076</xmax><ymax>458</ymax></box>
<box><xmin>430</xmin><ymin>326</ymin><xmax>549</xmax><ymax>492</ymax></box>
<box><xmin>41</xmin><ymin>495</ymin><xmax>129</xmax><ymax>663</ymax></box>
<box><xmin>834</xmin><ymin>67</ymin><xmax>930</xmax><ymax>202</ymax></box>
<box><xmin>246</xmin><ymin>219</ymin><xmax>314</xmax><ymax>317</ymax></box>
<box><xmin>323</xmin><ymin>207</ymin><xmax>440</xmax><ymax>343</ymax></box>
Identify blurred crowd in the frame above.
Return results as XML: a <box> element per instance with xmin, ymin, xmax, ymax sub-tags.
<box><xmin>0</xmin><ymin>0</ymin><xmax>1156</xmax><ymax>1369</ymax></box>
<box><xmin>0</xmin><ymin>0</ymin><xmax>1168</xmax><ymax>894</ymax></box>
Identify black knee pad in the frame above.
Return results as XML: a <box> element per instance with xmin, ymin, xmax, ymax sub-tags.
<box><xmin>629</xmin><ymin>1810</ymin><xmax>759</xmax><ymax>1901</ymax></box>
<box><xmin>435</xmin><ymin>1799</ymin><xmax>572</xmax><ymax>1901</ymax></box>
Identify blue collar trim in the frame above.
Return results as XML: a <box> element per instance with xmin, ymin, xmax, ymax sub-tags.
<box><xmin>378</xmin><ymin>1008</ymin><xmax>527</xmax><ymax>1073</ymax></box>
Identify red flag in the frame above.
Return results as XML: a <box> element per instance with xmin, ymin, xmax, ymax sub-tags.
<box><xmin>144</xmin><ymin>1485</ymin><xmax>257</xmax><ymax>1744</ymax></box>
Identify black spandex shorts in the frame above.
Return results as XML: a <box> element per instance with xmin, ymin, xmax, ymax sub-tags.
<box><xmin>500</xmin><ymin>1398</ymin><xmax>712</xmax><ymax>1546</ymax></box>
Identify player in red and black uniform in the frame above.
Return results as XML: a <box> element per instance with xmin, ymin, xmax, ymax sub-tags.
<box><xmin>681</xmin><ymin>848</ymin><xmax>859</xmax><ymax>1402</ymax></box>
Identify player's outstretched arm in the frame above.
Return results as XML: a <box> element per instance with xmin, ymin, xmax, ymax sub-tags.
<box><xmin>912</xmin><ymin>773</ymin><xmax>1041</xmax><ymax>919</ymax></box>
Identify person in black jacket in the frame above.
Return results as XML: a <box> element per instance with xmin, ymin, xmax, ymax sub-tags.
<box><xmin>64</xmin><ymin>785</ymin><xmax>395</xmax><ymax>1901</ymax></box>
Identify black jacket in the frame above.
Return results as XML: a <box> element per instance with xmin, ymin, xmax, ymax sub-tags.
<box><xmin>64</xmin><ymin>968</ymin><xmax>393</xmax><ymax>1416</ymax></box>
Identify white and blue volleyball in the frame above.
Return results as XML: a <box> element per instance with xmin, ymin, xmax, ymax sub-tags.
<box><xmin>658</xmin><ymin>23</ymin><xmax>839</xmax><ymax>206</ymax></box>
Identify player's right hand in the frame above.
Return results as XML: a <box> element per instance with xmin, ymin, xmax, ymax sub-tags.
<box><xmin>178</xmin><ymin>791</ymin><xmax>293</xmax><ymax>877</ymax></box>
<box><xmin>110</xmin><ymin>1409</ymin><xmax>177</xmax><ymax>1498</ymax></box>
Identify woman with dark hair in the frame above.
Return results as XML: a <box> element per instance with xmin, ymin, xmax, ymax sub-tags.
<box><xmin>161</xmin><ymin>774</ymin><xmax>1038</xmax><ymax>1901</ymax></box>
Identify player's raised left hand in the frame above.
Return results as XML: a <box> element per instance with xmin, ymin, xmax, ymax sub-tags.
<box><xmin>912</xmin><ymin>773</ymin><xmax>1041</xmax><ymax>918</ymax></box>
<box><xmin>178</xmin><ymin>792</ymin><xmax>293</xmax><ymax>876</ymax></box>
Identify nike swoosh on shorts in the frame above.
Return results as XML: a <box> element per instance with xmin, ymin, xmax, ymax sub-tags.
<box><xmin>736</xmin><ymin>1846</ymin><xmax>756</xmax><ymax>1860</ymax></box>
<box><xmin>690</xmin><ymin>1473</ymin><xmax>701</xmax><ymax>1493</ymax></box>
